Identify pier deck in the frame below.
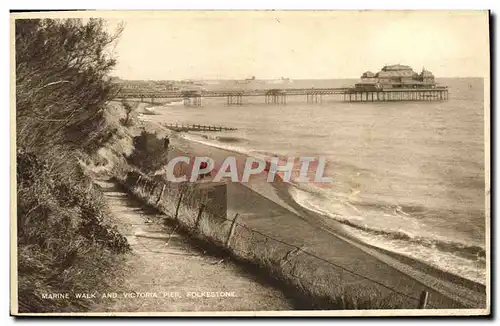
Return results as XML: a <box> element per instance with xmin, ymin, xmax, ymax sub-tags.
<box><xmin>343</xmin><ymin>87</ymin><xmax>449</xmax><ymax>102</ymax></box>
<box><xmin>118</xmin><ymin>87</ymin><xmax>448</xmax><ymax>106</ymax></box>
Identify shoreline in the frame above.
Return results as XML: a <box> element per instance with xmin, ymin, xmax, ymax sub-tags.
<box><xmin>162</xmin><ymin>128</ymin><xmax>486</xmax><ymax>307</ymax></box>
<box><xmin>170</xmin><ymin>130</ymin><xmax>485</xmax><ymax>282</ymax></box>
<box><xmin>173</xmin><ymin>130</ymin><xmax>485</xmax><ymax>286</ymax></box>
<box><xmin>271</xmin><ymin>177</ymin><xmax>486</xmax><ymax>293</ymax></box>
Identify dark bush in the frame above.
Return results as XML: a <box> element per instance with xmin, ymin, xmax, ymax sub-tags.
<box><xmin>126</xmin><ymin>131</ymin><xmax>170</xmax><ymax>174</ymax></box>
<box><xmin>120</xmin><ymin>100</ymin><xmax>136</xmax><ymax>126</ymax></box>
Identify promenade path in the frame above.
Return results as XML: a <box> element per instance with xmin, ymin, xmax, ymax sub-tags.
<box><xmin>92</xmin><ymin>179</ymin><xmax>292</xmax><ymax>313</ymax></box>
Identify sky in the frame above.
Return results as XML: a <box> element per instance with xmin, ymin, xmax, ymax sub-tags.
<box><xmin>105</xmin><ymin>11</ymin><xmax>490</xmax><ymax>80</ymax></box>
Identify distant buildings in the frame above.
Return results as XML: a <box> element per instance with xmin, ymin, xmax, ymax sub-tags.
<box><xmin>236</xmin><ymin>76</ymin><xmax>293</xmax><ymax>85</ymax></box>
<box><xmin>112</xmin><ymin>78</ymin><xmax>211</xmax><ymax>92</ymax></box>
<box><xmin>112</xmin><ymin>78</ymin><xmax>177</xmax><ymax>91</ymax></box>
<box><xmin>355</xmin><ymin>64</ymin><xmax>437</xmax><ymax>90</ymax></box>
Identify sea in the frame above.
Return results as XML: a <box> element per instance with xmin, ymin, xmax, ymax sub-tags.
<box><xmin>142</xmin><ymin>78</ymin><xmax>486</xmax><ymax>284</ymax></box>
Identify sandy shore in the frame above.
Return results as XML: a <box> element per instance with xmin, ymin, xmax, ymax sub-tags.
<box><xmin>162</xmin><ymin>130</ymin><xmax>486</xmax><ymax>309</ymax></box>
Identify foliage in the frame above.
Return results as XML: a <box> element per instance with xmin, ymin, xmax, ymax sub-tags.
<box><xmin>120</xmin><ymin>100</ymin><xmax>134</xmax><ymax>126</ymax></box>
<box><xmin>126</xmin><ymin>131</ymin><xmax>170</xmax><ymax>174</ymax></box>
<box><xmin>17</xmin><ymin>149</ymin><xmax>130</xmax><ymax>313</ymax></box>
<box><xmin>16</xmin><ymin>18</ymin><xmax>123</xmax><ymax>154</ymax></box>
<box><xmin>15</xmin><ymin>18</ymin><xmax>129</xmax><ymax>313</ymax></box>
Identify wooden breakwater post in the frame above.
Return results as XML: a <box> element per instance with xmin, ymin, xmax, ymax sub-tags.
<box><xmin>418</xmin><ymin>290</ymin><xmax>429</xmax><ymax>309</ymax></box>
<box><xmin>225</xmin><ymin>213</ymin><xmax>240</xmax><ymax>248</ymax></box>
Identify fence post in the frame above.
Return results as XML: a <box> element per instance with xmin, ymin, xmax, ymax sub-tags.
<box><xmin>225</xmin><ymin>213</ymin><xmax>239</xmax><ymax>248</ymax></box>
<box><xmin>280</xmin><ymin>246</ymin><xmax>303</xmax><ymax>267</ymax></box>
<box><xmin>194</xmin><ymin>204</ymin><xmax>205</xmax><ymax>232</ymax></box>
<box><xmin>149</xmin><ymin>181</ymin><xmax>158</xmax><ymax>194</ymax></box>
<box><xmin>174</xmin><ymin>190</ymin><xmax>184</xmax><ymax>221</ymax></box>
<box><xmin>144</xmin><ymin>180</ymin><xmax>150</xmax><ymax>193</ymax></box>
<box><xmin>156</xmin><ymin>184</ymin><xmax>166</xmax><ymax>206</ymax></box>
<box><xmin>418</xmin><ymin>291</ymin><xmax>429</xmax><ymax>309</ymax></box>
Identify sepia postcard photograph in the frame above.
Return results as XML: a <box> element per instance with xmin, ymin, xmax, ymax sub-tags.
<box><xmin>10</xmin><ymin>9</ymin><xmax>490</xmax><ymax>317</ymax></box>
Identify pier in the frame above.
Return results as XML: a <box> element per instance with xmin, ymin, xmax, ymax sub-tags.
<box><xmin>162</xmin><ymin>123</ymin><xmax>237</xmax><ymax>132</ymax></box>
<box><xmin>116</xmin><ymin>65</ymin><xmax>449</xmax><ymax>106</ymax></box>
<box><xmin>118</xmin><ymin>86</ymin><xmax>448</xmax><ymax>106</ymax></box>
<box><xmin>118</xmin><ymin>88</ymin><xmax>350</xmax><ymax>106</ymax></box>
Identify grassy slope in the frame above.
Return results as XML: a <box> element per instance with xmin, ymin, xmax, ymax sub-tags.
<box><xmin>16</xmin><ymin>106</ymin><xmax>132</xmax><ymax>313</ymax></box>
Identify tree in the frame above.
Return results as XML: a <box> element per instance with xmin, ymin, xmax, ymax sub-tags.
<box><xmin>15</xmin><ymin>18</ymin><xmax>124</xmax><ymax>154</ymax></box>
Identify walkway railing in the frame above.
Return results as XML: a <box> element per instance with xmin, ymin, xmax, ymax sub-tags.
<box><xmin>122</xmin><ymin>173</ymin><xmax>470</xmax><ymax>310</ymax></box>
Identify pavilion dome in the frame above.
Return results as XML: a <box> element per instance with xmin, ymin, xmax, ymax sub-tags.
<box><xmin>361</xmin><ymin>71</ymin><xmax>376</xmax><ymax>78</ymax></box>
<box><xmin>421</xmin><ymin>68</ymin><xmax>434</xmax><ymax>77</ymax></box>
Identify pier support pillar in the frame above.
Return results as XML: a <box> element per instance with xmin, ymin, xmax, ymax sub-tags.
<box><xmin>184</xmin><ymin>96</ymin><xmax>202</xmax><ymax>107</ymax></box>
<box><xmin>307</xmin><ymin>93</ymin><xmax>320</xmax><ymax>104</ymax></box>
<box><xmin>229</xmin><ymin>94</ymin><xmax>243</xmax><ymax>105</ymax></box>
<box><xmin>227</xmin><ymin>95</ymin><xmax>243</xmax><ymax>105</ymax></box>
<box><xmin>267</xmin><ymin>93</ymin><xmax>287</xmax><ymax>105</ymax></box>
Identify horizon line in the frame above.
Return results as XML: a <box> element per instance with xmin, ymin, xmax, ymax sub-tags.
<box><xmin>109</xmin><ymin>75</ymin><xmax>484</xmax><ymax>81</ymax></box>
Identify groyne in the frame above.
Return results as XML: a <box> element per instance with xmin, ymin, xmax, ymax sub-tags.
<box><xmin>162</xmin><ymin>123</ymin><xmax>237</xmax><ymax>132</ymax></box>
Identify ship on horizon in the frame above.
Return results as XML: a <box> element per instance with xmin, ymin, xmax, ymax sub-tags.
<box><xmin>236</xmin><ymin>76</ymin><xmax>293</xmax><ymax>85</ymax></box>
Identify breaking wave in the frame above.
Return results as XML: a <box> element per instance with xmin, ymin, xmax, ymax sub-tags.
<box><xmin>287</xmin><ymin>184</ymin><xmax>486</xmax><ymax>284</ymax></box>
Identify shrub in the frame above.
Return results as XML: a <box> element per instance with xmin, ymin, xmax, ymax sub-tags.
<box><xmin>15</xmin><ymin>18</ymin><xmax>129</xmax><ymax>312</ymax></box>
<box><xmin>126</xmin><ymin>131</ymin><xmax>170</xmax><ymax>174</ymax></box>
<box><xmin>120</xmin><ymin>100</ymin><xmax>136</xmax><ymax>126</ymax></box>
<box><xmin>15</xmin><ymin>18</ymin><xmax>123</xmax><ymax>154</ymax></box>
<box><xmin>17</xmin><ymin>149</ymin><xmax>130</xmax><ymax>312</ymax></box>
